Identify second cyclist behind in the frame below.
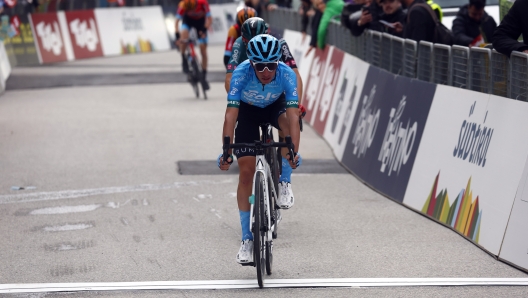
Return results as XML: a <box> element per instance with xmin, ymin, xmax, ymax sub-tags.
<box><xmin>175</xmin><ymin>0</ymin><xmax>213</xmax><ymax>90</ymax></box>
<box><xmin>224</xmin><ymin>7</ymin><xmax>257</xmax><ymax>68</ymax></box>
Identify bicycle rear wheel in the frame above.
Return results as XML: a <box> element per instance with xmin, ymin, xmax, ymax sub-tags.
<box><xmin>190</xmin><ymin>58</ymin><xmax>200</xmax><ymax>98</ymax></box>
<box><xmin>253</xmin><ymin>172</ymin><xmax>266</xmax><ymax>288</ymax></box>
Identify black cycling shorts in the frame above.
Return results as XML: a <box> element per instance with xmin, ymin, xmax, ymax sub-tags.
<box><xmin>182</xmin><ymin>16</ymin><xmax>207</xmax><ymax>38</ymax></box>
<box><xmin>234</xmin><ymin>95</ymin><xmax>286</xmax><ymax>159</ymax></box>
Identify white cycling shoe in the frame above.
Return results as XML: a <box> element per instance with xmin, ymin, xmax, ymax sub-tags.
<box><xmin>277</xmin><ymin>181</ymin><xmax>294</xmax><ymax>209</ymax></box>
<box><xmin>236</xmin><ymin>239</ymin><xmax>253</xmax><ymax>264</ymax></box>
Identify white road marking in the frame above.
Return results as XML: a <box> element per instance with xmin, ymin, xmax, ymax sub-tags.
<box><xmin>43</xmin><ymin>223</ymin><xmax>94</xmax><ymax>232</ymax></box>
<box><xmin>0</xmin><ymin>180</ymin><xmax>233</xmax><ymax>205</ymax></box>
<box><xmin>30</xmin><ymin>204</ymin><xmax>102</xmax><ymax>215</ymax></box>
<box><xmin>1</xmin><ymin>278</ymin><xmax>528</xmax><ymax>293</ymax></box>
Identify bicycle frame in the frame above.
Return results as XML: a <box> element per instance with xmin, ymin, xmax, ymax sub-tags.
<box><xmin>250</xmin><ymin>152</ymin><xmax>276</xmax><ymax>241</ymax></box>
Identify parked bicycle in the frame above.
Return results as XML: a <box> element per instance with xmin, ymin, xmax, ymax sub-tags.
<box><xmin>222</xmin><ymin>124</ymin><xmax>295</xmax><ymax>288</ymax></box>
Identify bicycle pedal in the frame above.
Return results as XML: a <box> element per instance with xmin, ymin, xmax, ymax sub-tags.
<box><xmin>240</xmin><ymin>262</ymin><xmax>255</xmax><ymax>267</ymax></box>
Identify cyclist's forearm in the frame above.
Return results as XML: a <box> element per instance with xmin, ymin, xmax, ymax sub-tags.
<box><xmin>205</xmin><ymin>16</ymin><xmax>213</xmax><ymax>29</ymax></box>
<box><xmin>293</xmin><ymin>69</ymin><xmax>303</xmax><ymax>104</ymax></box>
<box><xmin>222</xmin><ymin>108</ymin><xmax>239</xmax><ymax>153</ymax></box>
<box><xmin>224</xmin><ymin>73</ymin><xmax>232</xmax><ymax>93</ymax></box>
<box><xmin>286</xmin><ymin>108</ymin><xmax>301</xmax><ymax>152</ymax></box>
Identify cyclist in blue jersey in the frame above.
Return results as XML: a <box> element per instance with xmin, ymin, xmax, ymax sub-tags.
<box><xmin>217</xmin><ymin>34</ymin><xmax>302</xmax><ymax>265</ymax></box>
<box><xmin>225</xmin><ymin>17</ymin><xmax>305</xmax><ymax>211</ymax></box>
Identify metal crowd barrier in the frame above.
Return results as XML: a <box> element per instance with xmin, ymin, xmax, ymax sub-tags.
<box><xmin>262</xmin><ymin>8</ymin><xmax>528</xmax><ymax>102</ymax></box>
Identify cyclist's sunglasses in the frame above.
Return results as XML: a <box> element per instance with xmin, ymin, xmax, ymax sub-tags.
<box><xmin>251</xmin><ymin>61</ymin><xmax>279</xmax><ymax>72</ymax></box>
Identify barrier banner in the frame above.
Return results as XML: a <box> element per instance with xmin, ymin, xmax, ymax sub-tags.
<box><xmin>302</xmin><ymin>46</ymin><xmax>332</xmax><ymax>124</ymax></box>
<box><xmin>323</xmin><ymin>54</ymin><xmax>370</xmax><ymax>161</ymax></box>
<box><xmin>64</xmin><ymin>10</ymin><xmax>104</xmax><ymax>59</ymax></box>
<box><xmin>95</xmin><ymin>7</ymin><xmax>171</xmax><ymax>56</ymax></box>
<box><xmin>207</xmin><ymin>3</ymin><xmax>237</xmax><ymax>45</ymax></box>
<box><xmin>30</xmin><ymin>12</ymin><xmax>68</xmax><ymax>63</ymax></box>
<box><xmin>4</xmin><ymin>14</ymin><xmax>39</xmax><ymax>66</ymax></box>
<box><xmin>311</xmin><ymin>47</ymin><xmax>345</xmax><ymax>135</ymax></box>
<box><xmin>500</xmin><ymin>147</ymin><xmax>528</xmax><ymax>270</ymax></box>
<box><xmin>341</xmin><ymin>66</ymin><xmax>436</xmax><ymax>202</ymax></box>
<box><xmin>403</xmin><ymin>89</ymin><xmax>528</xmax><ymax>255</ymax></box>
<box><xmin>282</xmin><ymin>29</ymin><xmax>313</xmax><ymax>99</ymax></box>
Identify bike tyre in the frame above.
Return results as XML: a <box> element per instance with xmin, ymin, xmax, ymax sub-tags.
<box><xmin>254</xmin><ymin>172</ymin><xmax>266</xmax><ymax>288</ymax></box>
<box><xmin>267</xmin><ymin>146</ymin><xmax>280</xmax><ymax>240</ymax></box>
<box><xmin>190</xmin><ymin>58</ymin><xmax>201</xmax><ymax>99</ymax></box>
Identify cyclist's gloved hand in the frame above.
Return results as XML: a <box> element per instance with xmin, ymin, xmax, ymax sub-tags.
<box><xmin>217</xmin><ymin>153</ymin><xmax>233</xmax><ymax>171</ymax></box>
<box><xmin>299</xmin><ymin>104</ymin><xmax>307</xmax><ymax>118</ymax></box>
<box><xmin>287</xmin><ymin>152</ymin><xmax>302</xmax><ymax>169</ymax></box>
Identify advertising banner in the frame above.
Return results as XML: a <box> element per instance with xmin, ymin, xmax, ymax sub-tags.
<box><xmin>323</xmin><ymin>54</ymin><xmax>370</xmax><ymax>161</ymax></box>
<box><xmin>95</xmin><ymin>7</ymin><xmax>171</xmax><ymax>56</ymax></box>
<box><xmin>5</xmin><ymin>14</ymin><xmax>39</xmax><ymax>66</ymax></box>
<box><xmin>500</xmin><ymin>148</ymin><xmax>528</xmax><ymax>270</ymax></box>
<box><xmin>403</xmin><ymin>89</ymin><xmax>528</xmax><ymax>255</ymax></box>
<box><xmin>30</xmin><ymin>12</ymin><xmax>69</xmax><ymax>63</ymax></box>
<box><xmin>340</xmin><ymin>66</ymin><xmax>436</xmax><ymax>202</ymax></box>
<box><xmin>311</xmin><ymin>47</ymin><xmax>345</xmax><ymax>135</ymax></box>
<box><xmin>302</xmin><ymin>46</ymin><xmax>332</xmax><ymax>124</ymax></box>
<box><xmin>207</xmin><ymin>3</ymin><xmax>237</xmax><ymax>45</ymax></box>
<box><xmin>64</xmin><ymin>10</ymin><xmax>104</xmax><ymax>59</ymax></box>
<box><xmin>282</xmin><ymin>29</ymin><xmax>311</xmax><ymax>79</ymax></box>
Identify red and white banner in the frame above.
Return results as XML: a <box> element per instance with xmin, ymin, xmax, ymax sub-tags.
<box><xmin>30</xmin><ymin>12</ymin><xmax>68</xmax><ymax>64</ymax></box>
<box><xmin>65</xmin><ymin>10</ymin><xmax>104</xmax><ymax>59</ymax></box>
<box><xmin>302</xmin><ymin>46</ymin><xmax>332</xmax><ymax>125</ymax></box>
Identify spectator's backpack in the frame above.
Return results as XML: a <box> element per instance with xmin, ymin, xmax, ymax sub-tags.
<box><xmin>408</xmin><ymin>3</ymin><xmax>453</xmax><ymax>45</ymax></box>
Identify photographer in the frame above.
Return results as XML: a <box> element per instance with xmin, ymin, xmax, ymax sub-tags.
<box><xmin>347</xmin><ymin>0</ymin><xmax>383</xmax><ymax>36</ymax></box>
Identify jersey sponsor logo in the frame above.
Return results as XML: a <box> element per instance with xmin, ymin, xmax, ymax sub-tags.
<box><xmin>227</xmin><ymin>100</ymin><xmax>240</xmax><ymax>106</ymax></box>
<box><xmin>232</xmin><ymin>49</ymin><xmax>239</xmax><ymax>64</ymax></box>
<box><xmin>286</xmin><ymin>100</ymin><xmax>298</xmax><ymax>106</ymax></box>
<box><xmin>281</xmin><ymin>44</ymin><xmax>293</xmax><ymax>60</ymax></box>
<box><xmin>292</xmin><ymin>88</ymin><xmax>297</xmax><ymax>97</ymax></box>
<box><xmin>230</xmin><ymin>87</ymin><xmax>238</xmax><ymax>96</ymax></box>
<box><xmin>243</xmin><ymin>90</ymin><xmax>281</xmax><ymax>101</ymax></box>
<box><xmin>227</xmin><ymin>64</ymin><xmax>233</xmax><ymax>70</ymax></box>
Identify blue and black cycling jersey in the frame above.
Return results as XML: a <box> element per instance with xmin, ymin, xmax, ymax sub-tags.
<box><xmin>227</xmin><ymin>60</ymin><xmax>298</xmax><ymax>109</ymax></box>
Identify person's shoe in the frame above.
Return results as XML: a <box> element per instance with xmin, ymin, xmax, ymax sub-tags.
<box><xmin>278</xmin><ymin>181</ymin><xmax>294</xmax><ymax>209</ymax></box>
<box><xmin>236</xmin><ymin>239</ymin><xmax>253</xmax><ymax>264</ymax></box>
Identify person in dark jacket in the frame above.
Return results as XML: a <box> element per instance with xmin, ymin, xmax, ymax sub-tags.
<box><xmin>347</xmin><ymin>0</ymin><xmax>384</xmax><ymax>36</ymax></box>
<box><xmin>394</xmin><ymin>0</ymin><xmax>435</xmax><ymax>43</ymax></box>
<box><xmin>452</xmin><ymin>0</ymin><xmax>496</xmax><ymax>46</ymax></box>
<box><xmin>493</xmin><ymin>0</ymin><xmax>528</xmax><ymax>57</ymax></box>
<box><xmin>300</xmin><ymin>0</ymin><xmax>314</xmax><ymax>42</ymax></box>
<box><xmin>378</xmin><ymin>0</ymin><xmax>406</xmax><ymax>37</ymax></box>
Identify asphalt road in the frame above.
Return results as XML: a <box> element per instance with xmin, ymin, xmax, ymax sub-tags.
<box><xmin>1</xmin><ymin>46</ymin><xmax>527</xmax><ymax>297</ymax></box>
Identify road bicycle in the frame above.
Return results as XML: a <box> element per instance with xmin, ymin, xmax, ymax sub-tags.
<box><xmin>179</xmin><ymin>29</ymin><xmax>208</xmax><ymax>100</ymax></box>
<box><xmin>222</xmin><ymin>124</ymin><xmax>294</xmax><ymax>288</ymax></box>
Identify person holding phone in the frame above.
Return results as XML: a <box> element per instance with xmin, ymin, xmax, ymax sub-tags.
<box><xmin>378</xmin><ymin>0</ymin><xmax>406</xmax><ymax>37</ymax></box>
<box><xmin>346</xmin><ymin>0</ymin><xmax>383</xmax><ymax>36</ymax></box>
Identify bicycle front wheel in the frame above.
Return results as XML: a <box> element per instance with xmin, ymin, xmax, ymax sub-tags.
<box><xmin>253</xmin><ymin>172</ymin><xmax>266</xmax><ymax>288</ymax></box>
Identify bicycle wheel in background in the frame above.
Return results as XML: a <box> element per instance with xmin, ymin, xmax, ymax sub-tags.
<box><xmin>189</xmin><ymin>58</ymin><xmax>201</xmax><ymax>99</ymax></box>
<box><xmin>253</xmin><ymin>172</ymin><xmax>266</xmax><ymax>288</ymax></box>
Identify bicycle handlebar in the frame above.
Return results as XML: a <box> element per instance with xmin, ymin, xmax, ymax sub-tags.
<box><xmin>222</xmin><ymin>135</ymin><xmax>295</xmax><ymax>164</ymax></box>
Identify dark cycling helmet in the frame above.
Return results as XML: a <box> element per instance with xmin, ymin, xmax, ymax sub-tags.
<box><xmin>247</xmin><ymin>34</ymin><xmax>282</xmax><ymax>63</ymax></box>
<box><xmin>241</xmin><ymin>17</ymin><xmax>269</xmax><ymax>43</ymax></box>
<box><xmin>181</xmin><ymin>0</ymin><xmax>197</xmax><ymax>10</ymax></box>
<box><xmin>236</xmin><ymin>7</ymin><xmax>257</xmax><ymax>26</ymax></box>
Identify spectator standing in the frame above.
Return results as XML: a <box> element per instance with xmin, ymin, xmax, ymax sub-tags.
<box><xmin>396</xmin><ymin>0</ymin><xmax>436</xmax><ymax>43</ymax></box>
<box><xmin>300</xmin><ymin>0</ymin><xmax>314</xmax><ymax>42</ymax></box>
<box><xmin>452</xmin><ymin>0</ymin><xmax>496</xmax><ymax>47</ymax></box>
<box><xmin>346</xmin><ymin>0</ymin><xmax>383</xmax><ymax>36</ymax></box>
<box><xmin>306</xmin><ymin>0</ymin><xmax>324</xmax><ymax>54</ymax></box>
<box><xmin>493</xmin><ymin>0</ymin><xmax>528</xmax><ymax>56</ymax></box>
<box><xmin>316</xmin><ymin>0</ymin><xmax>345</xmax><ymax>49</ymax></box>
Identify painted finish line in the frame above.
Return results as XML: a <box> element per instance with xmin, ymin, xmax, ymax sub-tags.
<box><xmin>2</xmin><ymin>278</ymin><xmax>528</xmax><ymax>293</ymax></box>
